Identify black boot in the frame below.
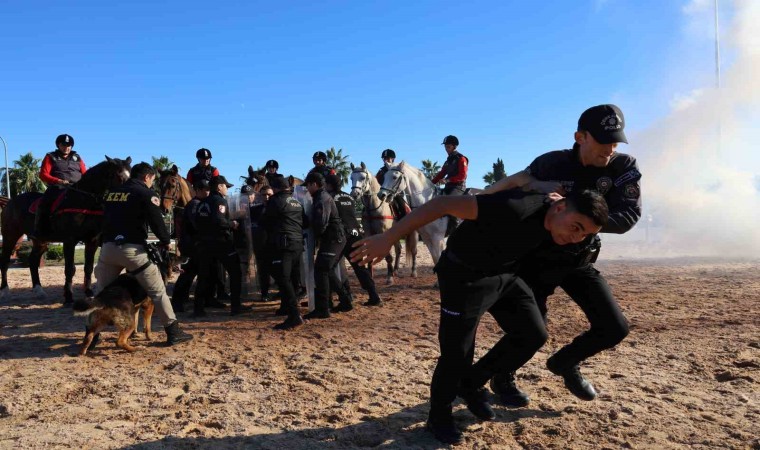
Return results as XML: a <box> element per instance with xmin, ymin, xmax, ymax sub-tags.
<box><xmin>427</xmin><ymin>404</ymin><xmax>463</xmax><ymax>445</ymax></box>
<box><xmin>458</xmin><ymin>386</ymin><xmax>495</xmax><ymax>421</ymax></box>
<box><xmin>303</xmin><ymin>310</ymin><xmax>330</xmax><ymax>320</ymax></box>
<box><xmin>230</xmin><ymin>304</ymin><xmax>253</xmax><ymax>316</ymax></box>
<box><xmin>363</xmin><ymin>290</ymin><xmax>383</xmax><ymax>306</ymax></box>
<box><xmin>164</xmin><ymin>321</ymin><xmax>193</xmax><ymax>346</ymax></box>
<box><xmin>491</xmin><ymin>371</ymin><xmax>530</xmax><ymax>407</ymax></box>
<box><xmin>273</xmin><ymin>315</ymin><xmax>305</xmax><ymax>330</ymax></box>
<box><xmin>547</xmin><ymin>356</ymin><xmax>597</xmax><ymax>401</ymax></box>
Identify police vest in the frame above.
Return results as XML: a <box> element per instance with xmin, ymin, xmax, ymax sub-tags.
<box><xmin>47</xmin><ymin>151</ymin><xmax>83</xmax><ymax>183</ymax></box>
<box><xmin>190</xmin><ymin>164</ymin><xmax>217</xmax><ymax>183</ymax></box>
<box><xmin>333</xmin><ymin>191</ymin><xmax>362</xmax><ymax>236</ymax></box>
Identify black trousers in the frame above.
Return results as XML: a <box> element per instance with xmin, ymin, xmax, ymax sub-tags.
<box><xmin>252</xmin><ymin>235</ymin><xmax>271</xmax><ymax>296</ymax></box>
<box><xmin>519</xmin><ymin>263</ymin><xmax>629</xmax><ymax>371</ymax></box>
<box><xmin>270</xmin><ymin>248</ymin><xmax>303</xmax><ymax>319</ymax></box>
<box><xmin>430</xmin><ymin>255</ymin><xmax>547</xmax><ymax>409</ymax></box>
<box><xmin>195</xmin><ymin>242</ymin><xmax>242</xmax><ymax>311</ymax></box>
<box><xmin>339</xmin><ymin>234</ymin><xmax>380</xmax><ymax>303</ymax></box>
<box><xmin>314</xmin><ymin>240</ymin><xmax>348</xmax><ymax>314</ymax></box>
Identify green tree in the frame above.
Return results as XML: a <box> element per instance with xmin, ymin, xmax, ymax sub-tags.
<box><xmin>483</xmin><ymin>158</ymin><xmax>507</xmax><ymax>186</ymax></box>
<box><xmin>152</xmin><ymin>155</ymin><xmax>175</xmax><ymax>172</ymax></box>
<box><xmin>421</xmin><ymin>159</ymin><xmax>441</xmax><ymax>180</ymax></box>
<box><xmin>326</xmin><ymin>147</ymin><xmax>351</xmax><ymax>186</ymax></box>
<box><xmin>5</xmin><ymin>152</ymin><xmax>45</xmax><ymax>197</ymax></box>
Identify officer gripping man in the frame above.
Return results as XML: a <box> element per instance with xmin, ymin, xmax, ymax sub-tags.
<box><xmin>262</xmin><ymin>176</ymin><xmax>306</xmax><ymax>330</ymax></box>
<box><xmin>307</xmin><ymin>151</ymin><xmax>336</xmax><ymax>178</ymax></box>
<box><xmin>186</xmin><ymin>148</ymin><xmax>220</xmax><ymax>185</ymax></box>
<box><xmin>482</xmin><ymin>104</ymin><xmax>640</xmax><ymax>406</ymax></box>
<box><xmin>325</xmin><ymin>174</ymin><xmax>383</xmax><ymax>307</ymax></box>
<box><xmin>246</xmin><ymin>184</ymin><xmax>274</xmax><ymax>302</ymax></box>
<box><xmin>303</xmin><ymin>172</ymin><xmax>350</xmax><ymax>319</ymax></box>
<box><xmin>95</xmin><ymin>162</ymin><xmax>193</xmax><ymax>346</ymax></box>
<box><xmin>193</xmin><ymin>175</ymin><xmax>252</xmax><ymax>317</ymax></box>
<box><xmin>31</xmin><ymin>134</ymin><xmax>88</xmax><ymax>239</ymax></box>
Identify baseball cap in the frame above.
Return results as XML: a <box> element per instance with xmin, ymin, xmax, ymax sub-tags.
<box><xmin>577</xmin><ymin>104</ymin><xmax>628</xmax><ymax>144</ymax></box>
<box><xmin>193</xmin><ymin>179</ymin><xmax>210</xmax><ymax>190</ymax></box>
<box><xmin>270</xmin><ymin>175</ymin><xmax>290</xmax><ymax>190</ymax></box>
<box><xmin>240</xmin><ymin>184</ymin><xmax>254</xmax><ymax>194</ymax></box>
<box><xmin>210</xmin><ymin>175</ymin><xmax>233</xmax><ymax>188</ymax></box>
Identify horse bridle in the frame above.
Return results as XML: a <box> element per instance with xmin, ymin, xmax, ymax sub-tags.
<box><xmin>160</xmin><ymin>175</ymin><xmax>182</xmax><ymax>210</ymax></box>
<box><xmin>378</xmin><ymin>167</ymin><xmax>405</xmax><ymax>201</ymax></box>
<box><xmin>351</xmin><ymin>167</ymin><xmax>387</xmax><ymax>214</ymax></box>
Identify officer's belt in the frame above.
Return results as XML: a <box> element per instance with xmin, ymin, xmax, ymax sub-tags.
<box><xmin>128</xmin><ymin>261</ymin><xmax>152</xmax><ymax>276</ymax></box>
<box><xmin>443</xmin><ymin>249</ymin><xmax>516</xmax><ymax>277</ymax></box>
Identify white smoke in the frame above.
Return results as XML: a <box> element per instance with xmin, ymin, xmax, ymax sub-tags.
<box><xmin>604</xmin><ymin>0</ymin><xmax>760</xmax><ymax>258</ymax></box>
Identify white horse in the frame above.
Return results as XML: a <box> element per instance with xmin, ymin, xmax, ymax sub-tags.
<box><xmin>350</xmin><ymin>162</ymin><xmax>418</xmax><ymax>283</ymax></box>
<box><xmin>377</xmin><ymin>161</ymin><xmax>446</xmax><ymax>266</ymax></box>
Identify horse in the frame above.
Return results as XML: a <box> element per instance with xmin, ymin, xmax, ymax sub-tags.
<box><xmin>377</xmin><ymin>161</ymin><xmax>446</xmax><ymax>266</ymax></box>
<box><xmin>350</xmin><ymin>162</ymin><xmax>418</xmax><ymax>284</ymax></box>
<box><xmin>157</xmin><ymin>165</ymin><xmax>194</xmax><ymax>214</ymax></box>
<box><xmin>241</xmin><ymin>165</ymin><xmax>303</xmax><ymax>195</ymax></box>
<box><xmin>0</xmin><ymin>156</ymin><xmax>133</xmax><ymax>304</ymax></box>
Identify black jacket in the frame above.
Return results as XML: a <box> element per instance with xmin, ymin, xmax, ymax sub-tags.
<box><xmin>261</xmin><ymin>190</ymin><xmax>305</xmax><ymax>252</ymax></box>
<box><xmin>310</xmin><ymin>188</ymin><xmax>344</xmax><ymax>245</ymax></box>
<box><xmin>102</xmin><ymin>179</ymin><xmax>170</xmax><ymax>245</ymax></box>
<box><xmin>194</xmin><ymin>191</ymin><xmax>234</xmax><ymax>244</ymax></box>
<box><xmin>331</xmin><ymin>190</ymin><xmax>363</xmax><ymax>238</ymax></box>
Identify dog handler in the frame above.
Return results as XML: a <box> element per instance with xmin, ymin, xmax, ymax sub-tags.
<box><xmin>95</xmin><ymin>162</ymin><xmax>193</xmax><ymax>346</ymax></box>
<box><xmin>351</xmin><ymin>188</ymin><xmax>608</xmax><ymax>444</ymax></box>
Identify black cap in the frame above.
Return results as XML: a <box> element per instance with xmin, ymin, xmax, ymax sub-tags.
<box><xmin>265</xmin><ymin>159</ymin><xmax>279</xmax><ymax>169</ymax></box>
<box><xmin>304</xmin><ymin>172</ymin><xmax>325</xmax><ymax>186</ymax></box>
<box><xmin>193</xmin><ymin>179</ymin><xmax>210</xmax><ymax>190</ymax></box>
<box><xmin>381</xmin><ymin>149</ymin><xmax>396</xmax><ymax>159</ymax></box>
<box><xmin>55</xmin><ymin>134</ymin><xmax>74</xmax><ymax>147</ymax></box>
<box><xmin>240</xmin><ymin>184</ymin><xmax>254</xmax><ymax>194</ymax></box>
<box><xmin>270</xmin><ymin>175</ymin><xmax>290</xmax><ymax>190</ymax></box>
<box><xmin>441</xmin><ymin>135</ymin><xmax>459</xmax><ymax>146</ymax></box>
<box><xmin>313</xmin><ymin>151</ymin><xmax>327</xmax><ymax>161</ymax></box>
<box><xmin>577</xmin><ymin>104</ymin><xmax>628</xmax><ymax>144</ymax></box>
<box><xmin>196</xmin><ymin>148</ymin><xmax>212</xmax><ymax>159</ymax></box>
<box><xmin>210</xmin><ymin>175</ymin><xmax>233</xmax><ymax>188</ymax></box>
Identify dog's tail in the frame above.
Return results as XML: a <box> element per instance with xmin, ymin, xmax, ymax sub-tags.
<box><xmin>72</xmin><ymin>297</ymin><xmax>104</xmax><ymax>317</ymax></box>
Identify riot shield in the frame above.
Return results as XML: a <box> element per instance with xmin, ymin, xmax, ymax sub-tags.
<box><xmin>293</xmin><ymin>186</ymin><xmax>315</xmax><ymax>311</ymax></box>
<box><xmin>227</xmin><ymin>192</ymin><xmax>255</xmax><ymax>299</ymax></box>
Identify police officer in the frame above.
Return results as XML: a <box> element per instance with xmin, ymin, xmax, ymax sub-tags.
<box><xmin>193</xmin><ymin>175</ymin><xmax>252</xmax><ymax>317</ymax></box>
<box><xmin>325</xmin><ymin>174</ymin><xmax>382</xmax><ymax>307</ymax></box>
<box><xmin>262</xmin><ymin>176</ymin><xmax>306</xmax><ymax>330</ymax></box>
<box><xmin>303</xmin><ymin>172</ymin><xmax>350</xmax><ymax>319</ymax></box>
<box><xmin>375</xmin><ymin>148</ymin><xmax>408</xmax><ymax>220</ymax></box>
<box><xmin>351</xmin><ymin>187</ymin><xmax>608</xmax><ymax>444</ymax></box>
<box><xmin>171</xmin><ymin>179</ymin><xmax>211</xmax><ymax>312</ymax></box>
<box><xmin>483</xmin><ymin>104</ymin><xmax>639</xmax><ymax>406</ymax></box>
<box><xmin>307</xmin><ymin>151</ymin><xmax>336</xmax><ymax>178</ymax></box>
<box><xmin>31</xmin><ymin>134</ymin><xmax>88</xmax><ymax>239</ymax></box>
<box><xmin>431</xmin><ymin>135</ymin><xmax>468</xmax><ymax>195</ymax></box>
<box><xmin>186</xmin><ymin>148</ymin><xmax>220</xmax><ymax>185</ymax></box>
<box><xmin>264</xmin><ymin>160</ymin><xmax>280</xmax><ymax>185</ymax></box>
<box><xmin>95</xmin><ymin>162</ymin><xmax>193</xmax><ymax>346</ymax></box>
<box><xmin>247</xmin><ymin>184</ymin><xmax>274</xmax><ymax>302</ymax></box>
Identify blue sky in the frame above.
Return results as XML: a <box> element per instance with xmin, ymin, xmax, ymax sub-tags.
<box><xmin>0</xmin><ymin>0</ymin><xmax>738</xmax><ymax>190</ymax></box>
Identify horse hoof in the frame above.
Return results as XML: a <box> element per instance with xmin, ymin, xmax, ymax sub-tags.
<box><xmin>32</xmin><ymin>285</ymin><xmax>46</xmax><ymax>299</ymax></box>
<box><xmin>411</xmin><ymin>270</ymin><xmax>418</xmax><ymax>278</ymax></box>
<box><xmin>387</xmin><ymin>277</ymin><xmax>395</xmax><ymax>285</ymax></box>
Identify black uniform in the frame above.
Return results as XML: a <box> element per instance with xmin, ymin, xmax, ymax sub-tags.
<box><xmin>171</xmin><ymin>197</ymin><xmax>210</xmax><ymax>311</ymax></box>
<box><xmin>310</xmin><ymin>188</ymin><xmax>349</xmax><ymax>316</ymax></box>
<box><xmin>193</xmin><ymin>191</ymin><xmax>244</xmax><ymax>314</ymax></box>
<box><xmin>261</xmin><ymin>189</ymin><xmax>305</xmax><ymax>320</ymax></box>
<box><xmin>102</xmin><ymin>179</ymin><xmax>170</xmax><ymax>246</ymax></box>
<box><xmin>515</xmin><ymin>148</ymin><xmax>641</xmax><ymax>372</ymax></box>
<box><xmin>332</xmin><ymin>190</ymin><xmax>381</xmax><ymax>306</ymax></box>
<box><xmin>429</xmin><ymin>190</ymin><xmax>550</xmax><ymax>417</ymax></box>
<box><xmin>250</xmin><ymin>199</ymin><xmax>271</xmax><ymax>299</ymax></box>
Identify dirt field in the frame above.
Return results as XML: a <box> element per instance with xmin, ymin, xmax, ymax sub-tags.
<box><xmin>0</xmin><ymin>247</ymin><xmax>758</xmax><ymax>449</ymax></box>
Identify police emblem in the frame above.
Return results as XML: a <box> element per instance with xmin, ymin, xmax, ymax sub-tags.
<box><xmin>596</xmin><ymin>177</ymin><xmax>612</xmax><ymax>194</ymax></box>
<box><xmin>623</xmin><ymin>183</ymin><xmax>639</xmax><ymax>199</ymax></box>
<box><xmin>218</xmin><ymin>205</ymin><xmax>226</xmax><ymax>214</ymax></box>
<box><xmin>151</xmin><ymin>196</ymin><xmax>160</xmax><ymax>206</ymax></box>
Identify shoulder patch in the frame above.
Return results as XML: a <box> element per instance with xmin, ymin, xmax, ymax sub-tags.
<box><xmin>218</xmin><ymin>204</ymin><xmax>226</xmax><ymax>214</ymax></box>
<box><xmin>614</xmin><ymin>169</ymin><xmax>642</xmax><ymax>187</ymax></box>
<box><xmin>623</xmin><ymin>183</ymin><xmax>640</xmax><ymax>199</ymax></box>
<box><xmin>72</xmin><ymin>155</ymin><xmax>79</xmax><ymax>161</ymax></box>
<box><xmin>596</xmin><ymin>176</ymin><xmax>612</xmax><ymax>194</ymax></box>
<box><xmin>151</xmin><ymin>196</ymin><xmax>160</xmax><ymax>206</ymax></box>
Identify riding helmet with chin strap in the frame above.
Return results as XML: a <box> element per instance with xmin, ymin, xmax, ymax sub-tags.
<box><xmin>312</xmin><ymin>151</ymin><xmax>328</xmax><ymax>161</ymax></box>
<box><xmin>196</xmin><ymin>148</ymin><xmax>212</xmax><ymax>159</ymax></box>
<box><xmin>381</xmin><ymin>149</ymin><xmax>396</xmax><ymax>159</ymax></box>
<box><xmin>265</xmin><ymin>159</ymin><xmax>279</xmax><ymax>169</ymax></box>
<box><xmin>55</xmin><ymin>134</ymin><xmax>74</xmax><ymax>147</ymax></box>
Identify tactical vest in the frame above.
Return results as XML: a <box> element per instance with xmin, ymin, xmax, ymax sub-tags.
<box><xmin>190</xmin><ymin>164</ymin><xmax>217</xmax><ymax>183</ymax></box>
<box><xmin>47</xmin><ymin>151</ymin><xmax>83</xmax><ymax>183</ymax></box>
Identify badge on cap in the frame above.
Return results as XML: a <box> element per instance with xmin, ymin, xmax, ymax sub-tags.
<box><xmin>218</xmin><ymin>204</ymin><xmax>226</xmax><ymax>214</ymax></box>
<box><xmin>151</xmin><ymin>196</ymin><xmax>160</xmax><ymax>206</ymax></box>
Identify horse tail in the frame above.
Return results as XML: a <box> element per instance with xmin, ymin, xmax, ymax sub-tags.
<box><xmin>72</xmin><ymin>297</ymin><xmax>104</xmax><ymax>317</ymax></box>
<box><xmin>405</xmin><ymin>231</ymin><xmax>417</xmax><ymax>263</ymax></box>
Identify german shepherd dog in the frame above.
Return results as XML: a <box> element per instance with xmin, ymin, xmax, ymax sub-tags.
<box><xmin>72</xmin><ymin>274</ymin><xmax>154</xmax><ymax>356</ymax></box>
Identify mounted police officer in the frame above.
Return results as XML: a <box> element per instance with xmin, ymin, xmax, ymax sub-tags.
<box><xmin>264</xmin><ymin>160</ymin><xmax>280</xmax><ymax>185</ymax></box>
<box><xmin>193</xmin><ymin>175</ymin><xmax>252</xmax><ymax>317</ymax></box>
<box><xmin>31</xmin><ymin>134</ymin><xmax>88</xmax><ymax>239</ymax></box>
<box><xmin>95</xmin><ymin>162</ymin><xmax>193</xmax><ymax>346</ymax></box>
<box><xmin>483</xmin><ymin>104</ymin><xmax>640</xmax><ymax>407</ymax></box>
<box><xmin>375</xmin><ymin>148</ymin><xmax>408</xmax><ymax>220</ymax></box>
<box><xmin>307</xmin><ymin>151</ymin><xmax>336</xmax><ymax>179</ymax></box>
<box><xmin>186</xmin><ymin>148</ymin><xmax>219</xmax><ymax>186</ymax></box>
<box><xmin>431</xmin><ymin>135</ymin><xmax>468</xmax><ymax>195</ymax></box>
<box><xmin>303</xmin><ymin>172</ymin><xmax>350</xmax><ymax>319</ymax></box>
<box><xmin>325</xmin><ymin>174</ymin><xmax>382</xmax><ymax>307</ymax></box>
<box><xmin>262</xmin><ymin>176</ymin><xmax>306</xmax><ymax>330</ymax></box>
<box><xmin>171</xmin><ymin>179</ymin><xmax>211</xmax><ymax>312</ymax></box>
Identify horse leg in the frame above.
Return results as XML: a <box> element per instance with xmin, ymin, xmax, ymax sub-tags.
<box><xmin>393</xmin><ymin>241</ymin><xmax>402</xmax><ymax>276</ymax></box>
<box><xmin>0</xmin><ymin>229</ymin><xmax>23</xmax><ymax>300</ymax></box>
<box><xmin>83</xmin><ymin>239</ymin><xmax>97</xmax><ymax>297</ymax></box>
<box><xmin>29</xmin><ymin>242</ymin><xmax>48</xmax><ymax>299</ymax></box>
<box><xmin>385</xmin><ymin>254</ymin><xmax>394</xmax><ymax>285</ymax></box>
<box><xmin>63</xmin><ymin>241</ymin><xmax>76</xmax><ymax>305</ymax></box>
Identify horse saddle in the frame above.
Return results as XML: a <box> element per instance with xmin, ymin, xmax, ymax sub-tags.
<box><xmin>28</xmin><ymin>191</ymin><xmax>67</xmax><ymax>215</ymax></box>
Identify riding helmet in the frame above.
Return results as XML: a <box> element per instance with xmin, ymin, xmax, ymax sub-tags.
<box><xmin>196</xmin><ymin>148</ymin><xmax>212</xmax><ymax>159</ymax></box>
<box><xmin>381</xmin><ymin>149</ymin><xmax>396</xmax><ymax>159</ymax></box>
<box><xmin>265</xmin><ymin>159</ymin><xmax>279</xmax><ymax>169</ymax></box>
<box><xmin>312</xmin><ymin>151</ymin><xmax>328</xmax><ymax>161</ymax></box>
<box><xmin>441</xmin><ymin>135</ymin><xmax>459</xmax><ymax>146</ymax></box>
<box><xmin>55</xmin><ymin>134</ymin><xmax>74</xmax><ymax>147</ymax></box>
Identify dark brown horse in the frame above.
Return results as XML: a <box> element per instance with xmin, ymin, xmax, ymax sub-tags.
<box><xmin>241</xmin><ymin>165</ymin><xmax>303</xmax><ymax>193</ymax></box>
<box><xmin>0</xmin><ymin>156</ymin><xmax>132</xmax><ymax>304</ymax></box>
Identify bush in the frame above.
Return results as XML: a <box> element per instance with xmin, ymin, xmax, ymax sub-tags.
<box><xmin>46</xmin><ymin>245</ymin><xmax>64</xmax><ymax>261</ymax></box>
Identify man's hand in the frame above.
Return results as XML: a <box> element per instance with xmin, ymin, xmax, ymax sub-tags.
<box><xmin>524</xmin><ymin>180</ymin><xmax>565</xmax><ymax>195</ymax></box>
<box><xmin>350</xmin><ymin>234</ymin><xmax>393</xmax><ymax>266</ymax></box>
<box><xmin>59</xmin><ymin>179</ymin><xmax>71</xmax><ymax>185</ymax></box>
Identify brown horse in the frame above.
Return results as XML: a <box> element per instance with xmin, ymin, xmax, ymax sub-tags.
<box><xmin>0</xmin><ymin>156</ymin><xmax>132</xmax><ymax>304</ymax></box>
<box><xmin>241</xmin><ymin>165</ymin><xmax>303</xmax><ymax>194</ymax></box>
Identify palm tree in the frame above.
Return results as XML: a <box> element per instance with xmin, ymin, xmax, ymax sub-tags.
<box><xmin>326</xmin><ymin>147</ymin><xmax>351</xmax><ymax>186</ymax></box>
<box><xmin>421</xmin><ymin>159</ymin><xmax>441</xmax><ymax>180</ymax></box>
<box><xmin>152</xmin><ymin>155</ymin><xmax>175</xmax><ymax>173</ymax></box>
<box><xmin>8</xmin><ymin>152</ymin><xmax>45</xmax><ymax>197</ymax></box>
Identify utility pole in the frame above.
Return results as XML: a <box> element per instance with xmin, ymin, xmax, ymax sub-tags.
<box><xmin>0</xmin><ymin>135</ymin><xmax>9</xmax><ymax>197</ymax></box>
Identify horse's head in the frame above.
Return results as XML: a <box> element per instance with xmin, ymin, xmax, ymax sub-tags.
<box><xmin>350</xmin><ymin>162</ymin><xmax>370</xmax><ymax>199</ymax></box>
<box><xmin>158</xmin><ymin>165</ymin><xmax>188</xmax><ymax>213</ymax></box>
<box><xmin>103</xmin><ymin>155</ymin><xmax>133</xmax><ymax>186</ymax></box>
<box><xmin>77</xmin><ymin>156</ymin><xmax>132</xmax><ymax>195</ymax></box>
<box><xmin>378</xmin><ymin>161</ymin><xmax>405</xmax><ymax>202</ymax></box>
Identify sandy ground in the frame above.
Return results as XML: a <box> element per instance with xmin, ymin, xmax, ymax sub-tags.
<box><xmin>0</xmin><ymin>245</ymin><xmax>758</xmax><ymax>450</ymax></box>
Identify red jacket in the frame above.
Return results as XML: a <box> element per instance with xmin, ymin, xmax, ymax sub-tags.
<box><xmin>40</xmin><ymin>150</ymin><xmax>87</xmax><ymax>185</ymax></box>
<box><xmin>432</xmin><ymin>151</ymin><xmax>468</xmax><ymax>185</ymax></box>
